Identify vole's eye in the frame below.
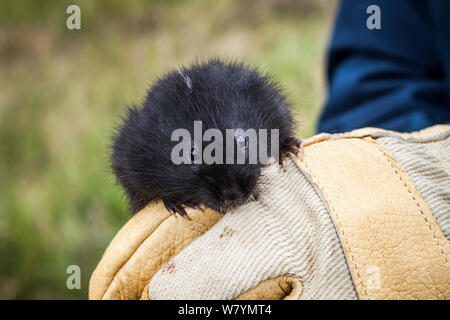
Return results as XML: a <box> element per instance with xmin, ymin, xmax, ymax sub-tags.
<box><xmin>190</xmin><ymin>147</ymin><xmax>199</xmax><ymax>161</ymax></box>
<box><xmin>236</xmin><ymin>135</ymin><xmax>248</xmax><ymax>149</ymax></box>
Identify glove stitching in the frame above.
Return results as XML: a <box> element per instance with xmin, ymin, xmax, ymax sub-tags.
<box><xmin>296</xmin><ymin>156</ymin><xmax>369</xmax><ymax>298</ymax></box>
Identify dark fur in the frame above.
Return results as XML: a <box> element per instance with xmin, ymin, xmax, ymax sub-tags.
<box><xmin>111</xmin><ymin>60</ymin><xmax>296</xmax><ymax>215</ymax></box>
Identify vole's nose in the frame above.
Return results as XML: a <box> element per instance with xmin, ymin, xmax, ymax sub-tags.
<box><xmin>223</xmin><ymin>189</ymin><xmax>240</xmax><ymax>202</ymax></box>
<box><xmin>222</xmin><ymin>183</ymin><xmax>250</xmax><ymax>205</ymax></box>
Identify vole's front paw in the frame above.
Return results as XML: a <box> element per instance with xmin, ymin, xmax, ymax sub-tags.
<box><xmin>163</xmin><ymin>200</ymin><xmax>188</xmax><ymax>217</ymax></box>
<box><xmin>280</xmin><ymin>137</ymin><xmax>303</xmax><ymax>164</ymax></box>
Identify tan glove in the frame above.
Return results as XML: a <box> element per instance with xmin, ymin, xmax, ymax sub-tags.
<box><xmin>147</xmin><ymin>126</ymin><xmax>450</xmax><ymax>300</ymax></box>
<box><xmin>90</xmin><ymin>125</ymin><xmax>450</xmax><ymax>300</ymax></box>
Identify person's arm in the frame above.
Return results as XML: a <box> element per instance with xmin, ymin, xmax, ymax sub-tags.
<box><xmin>318</xmin><ymin>0</ymin><xmax>450</xmax><ymax>133</ymax></box>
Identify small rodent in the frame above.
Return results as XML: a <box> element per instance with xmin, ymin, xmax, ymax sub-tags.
<box><xmin>111</xmin><ymin>60</ymin><xmax>301</xmax><ymax>216</ymax></box>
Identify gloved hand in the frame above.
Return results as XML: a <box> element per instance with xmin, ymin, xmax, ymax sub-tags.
<box><xmin>147</xmin><ymin>158</ymin><xmax>358</xmax><ymax>300</ymax></box>
<box><xmin>90</xmin><ymin>125</ymin><xmax>450</xmax><ymax>300</ymax></box>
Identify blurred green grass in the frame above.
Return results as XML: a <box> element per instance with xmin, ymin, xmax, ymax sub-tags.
<box><xmin>0</xmin><ymin>0</ymin><xmax>335</xmax><ymax>299</ymax></box>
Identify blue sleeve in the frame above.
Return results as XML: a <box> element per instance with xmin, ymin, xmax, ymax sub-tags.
<box><xmin>318</xmin><ymin>0</ymin><xmax>450</xmax><ymax>133</ymax></box>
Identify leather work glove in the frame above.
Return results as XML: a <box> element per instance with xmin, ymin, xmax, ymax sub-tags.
<box><xmin>90</xmin><ymin>125</ymin><xmax>450</xmax><ymax>300</ymax></box>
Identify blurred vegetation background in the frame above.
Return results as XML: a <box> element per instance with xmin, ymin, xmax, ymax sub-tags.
<box><xmin>0</xmin><ymin>0</ymin><xmax>336</xmax><ymax>299</ymax></box>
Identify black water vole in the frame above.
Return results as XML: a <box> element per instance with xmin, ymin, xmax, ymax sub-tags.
<box><xmin>111</xmin><ymin>60</ymin><xmax>300</xmax><ymax>216</ymax></box>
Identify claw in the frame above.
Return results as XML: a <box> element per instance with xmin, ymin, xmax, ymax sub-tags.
<box><xmin>163</xmin><ymin>200</ymin><xmax>189</xmax><ymax>218</ymax></box>
<box><xmin>279</xmin><ymin>156</ymin><xmax>287</xmax><ymax>170</ymax></box>
<box><xmin>248</xmin><ymin>192</ymin><xmax>259</xmax><ymax>202</ymax></box>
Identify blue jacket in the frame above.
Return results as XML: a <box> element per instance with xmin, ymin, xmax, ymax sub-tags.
<box><xmin>318</xmin><ymin>0</ymin><xmax>450</xmax><ymax>133</ymax></box>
